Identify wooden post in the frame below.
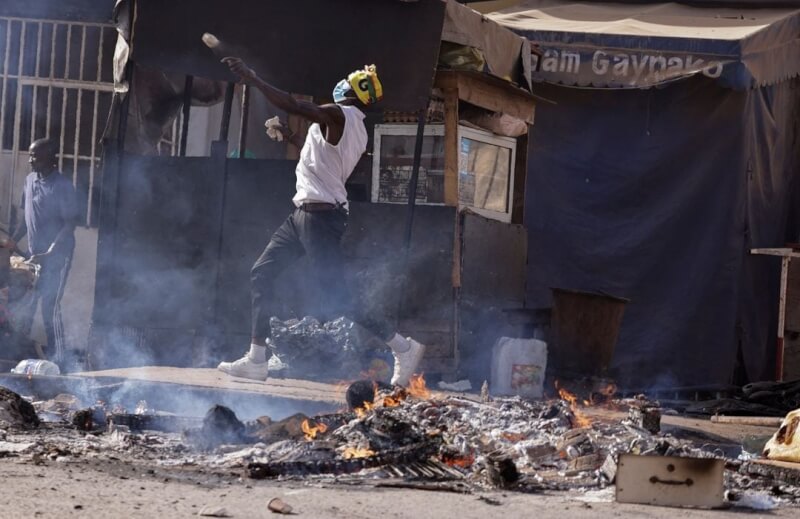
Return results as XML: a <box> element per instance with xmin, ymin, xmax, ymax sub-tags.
<box><xmin>749</xmin><ymin>248</ymin><xmax>800</xmax><ymax>381</ymax></box>
<box><xmin>443</xmin><ymin>87</ymin><xmax>459</xmax><ymax>207</ymax></box>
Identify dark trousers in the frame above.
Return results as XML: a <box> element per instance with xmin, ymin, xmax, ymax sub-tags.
<box><xmin>23</xmin><ymin>252</ymin><xmax>72</xmax><ymax>363</ymax></box>
<box><xmin>251</xmin><ymin>207</ymin><xmax>392</xmax><ymax>341</ymax></box>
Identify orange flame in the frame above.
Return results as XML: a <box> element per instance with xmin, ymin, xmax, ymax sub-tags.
<box><xmin>407</xmin><ymin>374</ymin><xmax>431</xmax><ymax>399</ymax></box>
<box><xmin>301</xmin><ymin>419</ymin><xmax>328</xmax><ymax>441</ymax></box>
<box><xmin>555</xmin><ymin>381</ymin><xmax>592</xmax><ymax>429</ymax></box>
<box><xmin>382</xmin><ymin>394</ymin><xmax>404</xmax><ymax>407</ymax></box>
<box><xmin>354</xmin><ymin>400</ymin><xmax>375</xmax><ymax>419</ymax></box>
<box><xmin>342</xmin><ymin>446</ymin><xmax>375</xmax><ymax>459</ymax></box>
<box><xmin>442</xmin><ymin>453</ymin><xmax>475</xmax><ymax>468</ymax></box>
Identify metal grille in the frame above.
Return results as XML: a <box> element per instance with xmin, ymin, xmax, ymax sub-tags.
<box><xmin>0</xmin><ymin>17</ymin><xmax>116</xmax><ymax>227</ymax></box>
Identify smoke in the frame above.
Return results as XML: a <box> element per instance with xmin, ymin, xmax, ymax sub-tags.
<box><xmin>102</xmin><ymin>379</ymin><xmax>335</xmax><ymax>421</ymax></box>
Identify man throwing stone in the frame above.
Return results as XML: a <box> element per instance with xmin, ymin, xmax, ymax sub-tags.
<box><xmin>217</xmin><ymin>58</ymin><xmax>425</xmax><ymax>386</ymax></box>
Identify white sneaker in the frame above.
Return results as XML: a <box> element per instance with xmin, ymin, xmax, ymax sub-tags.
<box><xmin>218</xmin><ymin>353</ymin><xmax>269</xmax><ymax>381</ymax></box>
<box><xmin>390</xmin><ymin>336</ymin><xmax>426</xmax><ymax>386</ymax></box>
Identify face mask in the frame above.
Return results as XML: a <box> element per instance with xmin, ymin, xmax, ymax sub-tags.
<box><xmin>332</xmin><ymin>79</ymin><xmax>353</xmax><ymax>104</ymax></box>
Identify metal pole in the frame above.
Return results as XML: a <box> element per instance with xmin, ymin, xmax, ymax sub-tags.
<box><xmin>403</xmin><ymin>107</ymin><xmax>427</xmax><ymax>251</ymax></box>
<box><xmin>218</xmin><ymin>82</ymin><xmax>235</xmax><ymax>142</ymax></box>
<box><xmin>237</xmin><ymin>84</ymin><xmax>251</xmax><ymax>158</ymax></box>
<box><xmin>179</xmin><ymin>75</ymin><xmax>193</xmax><ymax>156</ymax></box>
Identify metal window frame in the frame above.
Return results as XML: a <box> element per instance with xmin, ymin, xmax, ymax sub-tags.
<box><xmin>371</xmin><ymin>123</ymin><xmax>517</xmax><ymax>223</ymax></box>
<box><xmin>457</xmin><ymin>125</ymin><xmax>517</xmax><ymax>224</ymax></box>
<box><xmin>0</xmin><ymin>16</ymin><xmax>115</xmax><ymax>227</ymax></box>
<box><xmin>371</xmin><ymin>123</ymin><xmax>446</xmax><ymax>206</ymax></box>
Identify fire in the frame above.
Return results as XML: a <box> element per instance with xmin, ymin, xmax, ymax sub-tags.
<box><xmin>442</xmin><ymin>453</ymin><xmax>475</xmax><ymax>468</ymax></box>
<box><xmin>342</xmin><ymin>446</ymin><xmax>375</xmax><ymax>459</ymax></box>
<box><xmin>382</xmin><ymin>394</ymin><xmax>404</xmax><ymax>407</ymax></box>
<box><xmin>555</xmin><ymin>381</ymin><xmax>592</xmax><ymax>429</ymax></box>
<box><xmin>354</xmin><ymin>400</ymin><xmax>374</xmax><ymax>418</ymax></box>
<box><xmin>407</xmin><ymin>373</ymin><xmax>431</xmax><ymax>399</ymax></box>
<box><xmin>301</xmin><ymin>419</ymin><xmax>328</xmax><ymax>440</ymax></box>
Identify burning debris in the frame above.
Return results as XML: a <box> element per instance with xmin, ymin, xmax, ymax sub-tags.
<box><xmin>0</xmin><ymin>377</ymin><xmax>799</xmax><ymax>510</ymax></box>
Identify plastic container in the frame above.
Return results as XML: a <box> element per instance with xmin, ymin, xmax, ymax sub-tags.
<box><xmin>11</xmin><ymin>359</ymin><xmax>60</xmax><ymax>376</ymax></box>
<box><xmin>490</xmin><ymin>337</ymin><xmax>547</xmax><ymax>398</ymax></box>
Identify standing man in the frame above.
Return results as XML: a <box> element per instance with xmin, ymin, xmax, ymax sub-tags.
<box><xmin>217</xmin><ymin>58</ymin><xmax>425</xmax><ymax>385</ymax></box>
<box><xmin>8</xmin><ymin>139</ymin><xmax>78</xmax><ymax>367</ymax></box>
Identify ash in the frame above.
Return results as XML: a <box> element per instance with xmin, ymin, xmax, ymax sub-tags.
<box><xmin>1</xmin><ymin>385</ymin><xmax>798</xmax><ymax>508</ymax></box>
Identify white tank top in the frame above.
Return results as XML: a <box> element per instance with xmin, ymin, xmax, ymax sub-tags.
<box><xmin>293</xmin><ymin>105</ymin><xmax>367</xmax><ymax>208</ymax></box>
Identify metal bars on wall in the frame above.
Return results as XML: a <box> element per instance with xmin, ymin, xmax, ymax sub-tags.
<box><xmin>0</xmin><ymin>16</ymin><xmax>116</xmax><ymax>227</ymax></box>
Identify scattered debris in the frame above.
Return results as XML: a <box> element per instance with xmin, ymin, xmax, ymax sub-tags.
<box><xmin>0</xmin><ymin>440</ymin><xmax>36</xmax><ymax>454</ymax></box>
<box><xmin>476</xmin><ymin>495</ymin><xmax>502</xmax><ymax>506</ymax></box>
<box><xmin>184</xmin><ymin>406</ymin><xmax>246</xmax><ymax>449</ymax></box>
<box><xmin>198</xmin><ymin>505</ymin><xmax>231</xmax><ymax>517</ymax></box>
<box><xmin>626</xmin><ymin>404</ymin><xmax>661</xmax><ymax>434</ymax></box>
<box><xmin>108</xmin><ymin>413</ymin><xmax>201</xmax><ymax>433</ymax></box>
<box><xmin>726</xmin><ymin>490</ymin><xmax>780</xmax><ymax>510</ymax></box>
<box><xmin>346</xmin><ymin>380</ymin><xmax>388</xmax><ymax>411</ymax></box>
<box><xmin>0</xmin><ymin>375</ymin><xmax>799</xmax><ymax>509</ymax></box>
<box><xmin>743</xmin><ymin>458</ymin><xmax>800</xmax><ymax>486</ymax></box>
<box><xmin>267</xmin><ymin>497</ymin><xmax>293</xmax><ymax>514</ymax></box>
<box><xmin>0</xmin><ymin>387</ymin><xmax>39</xmax><ymax>429</ymax></box>
<box><xmin>247</xmin><ymin>413</ymin><xmax>311</xmax><ymax>443</ymax></box>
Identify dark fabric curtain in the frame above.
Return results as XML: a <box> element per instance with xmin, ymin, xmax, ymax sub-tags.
<box><xmin>525</xmin><ymin>76</ymin><xmax>800</xmax><ymax>388</ymax></box>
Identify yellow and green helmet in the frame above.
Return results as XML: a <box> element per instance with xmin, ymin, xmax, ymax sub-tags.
<box><xmin>333</xmin><ymin>64</ymin><xmax>383</xmax><ymax>105</ymax></box>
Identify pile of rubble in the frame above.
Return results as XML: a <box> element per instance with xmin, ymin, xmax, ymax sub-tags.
<box><xmin>1</xmin><ymin>378</ymin><xmax>799</xmax><ymax>509</ymax></box>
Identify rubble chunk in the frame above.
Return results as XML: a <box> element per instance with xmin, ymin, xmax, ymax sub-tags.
<box><xmin>198</xmin><ymin>505</ymin><xmax>231</xmax><ymax>517</ymax></box>
<box><xmin>627</xmin><ymin>405</ymin><xmax>661</xmax><ymax>434</ymax></box>
<box><xmin>600</xmin><ymin>454</ymin><xmax>618</xmax><ymax>483</ymax></box>
<box><xmin>184</xmin><ymin>405</ymin><xmax>246</xmax><ymax>449</ymax></box>
<box><xmin>267</xmin><ymin>498</ymin><xmax>293</xmax><ymax>514</ymax></box>
<box><xmin>0</xmin><ymin>387</ymin><xmax>39</xmax><ymax>429</ymax></box>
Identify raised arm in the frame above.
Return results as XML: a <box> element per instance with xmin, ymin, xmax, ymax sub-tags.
<box><xmin>222</xmin><ymin>57</ymin><xmax>343</xmax><ymax>130</ymax></box>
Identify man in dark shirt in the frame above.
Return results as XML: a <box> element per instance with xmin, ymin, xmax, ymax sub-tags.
<box><xmin>8</xmin><ymin>138</ymin><xmax>78</xmax><ymax>366</ymax></box>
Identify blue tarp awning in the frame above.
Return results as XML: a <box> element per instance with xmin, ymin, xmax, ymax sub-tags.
<box><xmin>483</xmin><ymin>0</ymin><xmax>800</xmax><ymax>89</ymax></box>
